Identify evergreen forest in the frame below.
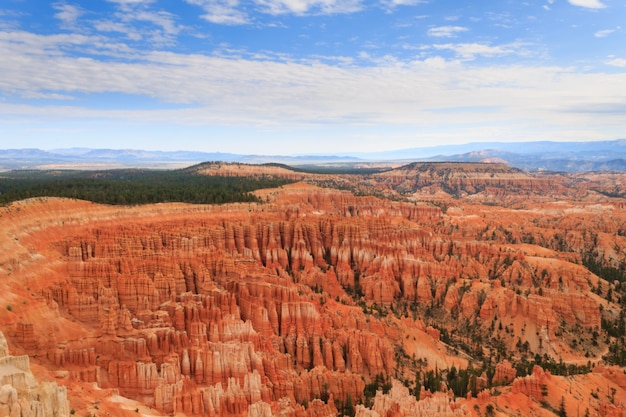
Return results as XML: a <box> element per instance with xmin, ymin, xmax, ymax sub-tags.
<box><xmin>0</xmin><ymin>166</ymin><xmax>293</xmax><ymax>206</ymax></box>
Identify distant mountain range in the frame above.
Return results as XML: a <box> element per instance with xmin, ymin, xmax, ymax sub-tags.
<box><xmin>1</xmin><ymin>139</ymin><xmax>625</xmax><ymax>172</ymax></box>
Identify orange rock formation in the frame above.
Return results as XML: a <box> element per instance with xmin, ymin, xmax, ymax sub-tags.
<box><xmin>0</xmin><ymin>165</ymin><xmax>624</xmax><ymax>417</ymax></box>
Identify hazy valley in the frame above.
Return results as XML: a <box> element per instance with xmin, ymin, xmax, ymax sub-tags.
<box><xmin>2</xmin><ymin>140</ymin><xmax>626</xmax><ymax>172</ymax></box>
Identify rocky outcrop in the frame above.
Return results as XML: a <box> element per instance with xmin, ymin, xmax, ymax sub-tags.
<box><xmin>511</xmin><ymin>366</ymin><xmax>551</xmax><ymax>401</ymax></box>
<box><xmin>355</xmin><ymin>381</ymin><xmax>469</xmax><ymax>417</ymax></box>
<box><xmin>0</xmin><ymin>331</ymin><xmax>70</xmax><ymax>417</ymax></box>
<box><xmin>599</xmin><ymin>403</ymin><xmax>626</xmax><ymax>417</ymax></box>
<box><xmin>493</xmin><ymin>360</ymin><xmax>516</xmax><ymax>385</ymax></box>
<box><xmin>372</xmin><ymin>162</ymin><xmax>563</xmax><ymax>198</ymax></box>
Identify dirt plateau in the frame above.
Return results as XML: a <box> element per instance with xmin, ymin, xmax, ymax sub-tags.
<box><xmin>0</xmin><ymin>164</ymin><xmax>625</xmax><ymax>417</ymax></box>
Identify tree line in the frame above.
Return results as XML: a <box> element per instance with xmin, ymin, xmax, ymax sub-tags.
<box><xmin>0</xmin><ymin>168</ymin><xmax>293</xmax><ymax>206</ymax></box>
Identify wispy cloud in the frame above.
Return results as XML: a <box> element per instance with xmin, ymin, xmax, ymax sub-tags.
<box><xmin>105</xmin><ymin>0</ymin><xmax>156</xmax><ymax>4</ymax></box>
<box><xmin>1</xmin><ymin>30</ymin><xmax>625</xmax><ymax>139</ymax></box>
<box><xmin>568</xmin><ymin>0</ymin><xmax>606</xmax><ymax>9</ymax></box>
<box><xmin>606</xmin><ymin>57</ymin><xmax>626</xmax><ymax>67</ymax></box>
<box><xmin>50</xmin><ymin>0</ymin><xmax>186</xmax><ymax>44</ymax></box>
<box><xmin>427</xmin><ymin>26</ymin><xmax>468</xmax><ymax>38</ymax></box>
<box><xmin>432</xmin><ymin>42</ymin><xmax>516</xmax><ymax>60</ymax></box>
<box><xmin>594</xmin><ymin>27</ymin><xmax>619</xmax><ymax>38</ymax></box>
<box><xmin>53</xmin><ymin>3</ymin><xmax>83</xmax><ymax>30</ymax></box>
<box><xmin>382</xmin><ymin>0</ymin><xmax>427</xmax><ymax>8</ymax></box>
<box><xmin>543</xmin><ymin>0</ymin><xmax>555</xmax><ymax>10</ymax></box>
<box><xmin>94</xmin><ymin>20</ymin><xmax>143</xmax><ymax>41</ymax></box>
<box><xmin>254</xmin><ymin>0</ymin><xmax>363</xmax><ymax>15</ymax></box>
<box><xmin>185</xmin><ymin>0</ymin><xmax>362</xmax><ymax>22</ymax></box>
<box><xmin>185</xmin><ymin>0</ymin><xmax>250</xmax><ymax>25</ymax></box>
<box><xmin>0</xmin><ymin>9</ymin><xmax>24</xmax><ymax>31</ymax></box>
<box><xmin>92</xmin><ymin>3</ymin><xmax>185</xmax><ymax>44</ymax></box>
<box><xmin>2</xmin><ymin>1</ymin><xmax>625</xmax><ymax>153</ymax></box>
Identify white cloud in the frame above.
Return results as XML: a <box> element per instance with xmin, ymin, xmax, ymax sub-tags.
<box><xmin>594</xmin><ymin>28</ymin><xmax>618</xmax><ymax>37</ymax></box>
<box><xmin>53</xmin><ymin>3</ymin><xmax>83</xmax><ymax>29</ymax></box>
<box><xmin>427</xmin><ymin>26</ymin><xmax>468</xmax><ymax>38</ymax></box>
<box><xmin>1</xmin><ymin>29</ymin><xmax>626</xmax><ymax>151</ymax></box>
<box><xmin>606</xmin><ymin>58</ymin><xmax>626</xmax><ymax>67</ymax></box>
<box><xmin>432</xmin><ymin>43</ymin><xmax>515</xmax><ymax>60</ymax></box>
<box><xmin>568</xmin><ymin>0</ymin><xmax>606</xmax><ymax>8</ymax></box>
<box><xmin>94</xmin><ymin>20</ymin><xmax>143</xmax><ymax>41</ymax></box>
<box><xmin>0</xmin><ymin>10</ymin><xmax>23</xmax><ymax>31</ymax></box>
<box><xmin>185</xmin><ymin>0</ymin><xmax>250</xmax><ymax>25</ymax></box>
<box><xmin>202</xmin><ymin>10</ymin><xmax>249</xmax><ymax>25</ymax></box>
<box><xmin>254</xmin><ymin>0</ymin><xmax>362</xmax><ymax>15</ymax></box>
<box><xmin>92</xmin><ymin>4</ymin><xmax>185</xmax><ymax>44</ymax></box>
<box><xmin>594</xmin><ymin>29</ymin><xmax>612</xmax><ymax>37</ymax></box>
<box><xmin>51</xmin><ymin>1</ymin><xmax>186</xmax><ymax>44</ymax></box>
<box><xmin>186</xmin><ymin>0</ymin><xmax>362</xmax><ymax>21</ymax></box>
<box><xmin>382</xmin><ymin>0</ymin><xmax>427</xmax><ymax>7</ymax></box>
<box><xmin>106</xmin><ymin>0</ymin><xmax>156</xmax><ymax>4</ymax></box>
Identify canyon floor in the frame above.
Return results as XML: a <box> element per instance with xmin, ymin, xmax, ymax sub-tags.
<box><xmin>0</xmin><ymin>162</ymin><xmax>625</xmax><ymax>417</ymax></box>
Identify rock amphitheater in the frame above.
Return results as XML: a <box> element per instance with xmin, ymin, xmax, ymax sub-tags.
<box><xmin>0</xmin><ymin>163</ymin><xmax>625</xmax><ymax>417</ymax></box>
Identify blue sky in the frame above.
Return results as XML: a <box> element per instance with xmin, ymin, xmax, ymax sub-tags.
<box><xmin>0</xmin><ymin>0</ymin><xmax>624</xmax><ymax>155</ymax></box>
